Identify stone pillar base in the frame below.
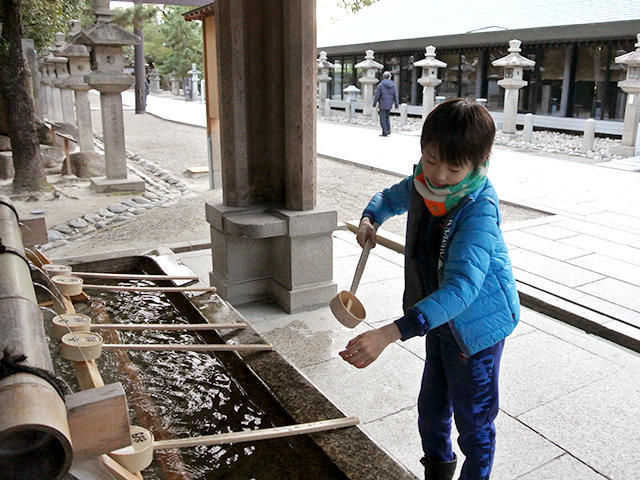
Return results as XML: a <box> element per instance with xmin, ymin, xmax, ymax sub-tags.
<box><xmin>90</xmin><ymin>175</ymin><xmax>145</xmax><ymax>193</ymax></box>
<box><xmin>206</xmin><ymin>202</ymin><xmax>337</xmax><ymax>313</ymax></box>
<box><xmin>609</xmin><ymin>144</ymin><xmax>636</xmax><ymax>158</ymax></box>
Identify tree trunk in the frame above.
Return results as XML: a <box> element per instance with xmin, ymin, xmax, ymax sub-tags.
<box><xmin>0</xmin><ymin>0</ymin><xmax>47</xmax><ymax>192</ymax></box>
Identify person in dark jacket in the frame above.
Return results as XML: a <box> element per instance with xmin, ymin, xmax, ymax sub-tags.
<box><xmin>340</xmin><ymin>99</ymin><xmax>520</xmax><ymax>480</ymax></box>
<box><xmin>373</xmin><ymin>71</ymin><xmax>399</xmax><ymax>136</ymax></box>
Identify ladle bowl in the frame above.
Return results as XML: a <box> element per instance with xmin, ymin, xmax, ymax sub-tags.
<box><xmin>108</xmin><ymin>425</ymin><xmax>154</xmax><ymax>473</ymax></box>
<box><xmin>52</xmin><ymin>313</ymin><xmax>91</xmax><ymax>339</ymax></box>
<box><xmin>51</xmin><ymin>274</ymin><xmax>83</xmax><ymax>296</ymax></box>
<box><xmin>42</xmin><ymin>263</ymin><xmax>72</xmax><ymax>276</ymax></box>
<box><xmin>330</xmin><ymin>291</ymin><xmax>366</xmax><ymax>328</ymax></box>
<box><xmin>60</xmin><ymin>331</ymin><xmax>103</xmax><ymax>361</ymax></box>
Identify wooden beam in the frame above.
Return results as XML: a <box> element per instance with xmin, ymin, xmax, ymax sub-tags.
<box><xmin>99</xmin><ymin>455</ymin><xmax>143</xmax><ymax>480</ymax></box>
<box><xmin>66</xmin><ymin>383</ymin><xmax>131</xmax><ymax>457</ymax></box>
<box><xmin>83</xmin><ymin>285</ymin><xmax>216</xmax><ymax>293</ymax></box>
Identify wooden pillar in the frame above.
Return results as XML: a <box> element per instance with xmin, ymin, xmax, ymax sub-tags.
<box><xmin>215</xmin><ymin>0</ymin><xmax>316</xmax><ymax>210</ymax></box>
<box><xmin>202</xmin><ymin>15</ymin><xmax>222</xmax><ymax>190</ymax></box>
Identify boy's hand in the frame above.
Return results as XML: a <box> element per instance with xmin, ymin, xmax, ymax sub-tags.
<box><xmin>339</xmin><ymin>323</ymin><xmax>401</xmax><ymax>368</ymax></box>
<box><xmin>357</xmin><ymin>217</ymin><xmax>377</xmax><ymax>249</ymax></box>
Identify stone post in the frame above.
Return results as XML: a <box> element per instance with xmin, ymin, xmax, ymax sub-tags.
<box><xmin>39</xmin><ymin>57</ymin><xmax>54</xmax><ymax>121</ymax></box>
<box><xmin>324</xmin><ymin>99</ymin><xmax>332</xmax><ymax>118</ymax></box>
<box><xmin>523</xmin><ymin>113</ymin><xmax>533</xmax><ymax>143</ymax></box>
<box><xmin>610</xmin><ymin>34</ymin><xmax>640</xmax><ymax>157</ymax></box>
<box><xmin>149</xmin><ymin>69</ymin><xmax>161</xmax><ymax>93</ymax></box>
<box><xmin>582</xmin><ymin>118</ymin><xmax>595</xmax><ymax>153</ymax></box>
<box><xmin>75</xmin><ymin>0</ymin><xmax>144</xmax><ymax>192</ymax></box>
<box><xmin>187</xmin><ymin>63</ymin><xmax>201</xmax><ymax>102</ymax></box>
<box><xmin>52</xmin><ymin>33</ymin><xmax>76</xmax><ymax>124</ymax></box>
<box><xmin>414</xmin><ymin>46</ymin><xmax>447</xmax><ymax>119</ymax></box>
<box><xmin>60</xmin><ymin>20</ymin><xmax>94</xmax><ymax>153</ymax></box>
<box><xmin>355</xmin><ymin>49</ymin><xmax>383</xmax><ymax>116</ymax></box>
<box><xmin>492</xmin><ymin>39</ymin><xmax>535</xmax><ymax>134</ymax></box>
<box><xmin>169</xmin><ymin>72</ymin><xmax>178</xmax><ymax>95</ymax></box>
<box><xmin>45</xmin><ymin>51</ymin><xmax>65</xmax><ymax>123</ymax></box>
<box><xmin>200</xmin><ymin>79</ymin><xmax>206</xmax><ymax>103</ymax></box>
<box><xmin>317</xmin><ymin>51</ymin><xmax>334</xmax><ymax>110</ymax></box>
<box><xmin>400</xmin><ymin>103</ymin><xmax>408</xmax><ymax>126</ymax></box>
<box><xmin>22</xmin><ymin>39</ymin><xmax>44</xmax><ymax>119</ymax></box>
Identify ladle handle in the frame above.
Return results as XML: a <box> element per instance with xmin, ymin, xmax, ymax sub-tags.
<box><xmin>349</xmin><ymin>239</ymin><xmax>373</xmax><ymax>295</ymax></box>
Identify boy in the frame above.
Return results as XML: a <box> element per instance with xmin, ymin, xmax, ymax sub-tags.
<box><xmin>339</xmin><ymin>98</ymin><xmax>520</xmax><ymax>480</ymax></box>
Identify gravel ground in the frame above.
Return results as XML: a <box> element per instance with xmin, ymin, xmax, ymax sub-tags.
<box><xmin>45</xmin><ymin>110</ymin><xmax>546</xmax><ymax>258</ymax></box>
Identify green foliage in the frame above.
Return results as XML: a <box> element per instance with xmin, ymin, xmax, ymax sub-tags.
<box><xmin>157</xmin><ymin>6</ymin><xmax>203</xmax><ymax>80</ymax></box>
<box><xmin>337</xmin><ymin>0</ymin><xmax>379</xmax><ymax>13</ymax></box>
<box><xmin>20</xmin><ymin>0</ymin><xmax>90</xmax><ymax>50</ymax></box>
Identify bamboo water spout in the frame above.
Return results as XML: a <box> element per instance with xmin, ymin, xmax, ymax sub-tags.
<box><xmin>0</xmin><ymin>195</ymin><xmax>73</xmax><ymax>479</ymax></box>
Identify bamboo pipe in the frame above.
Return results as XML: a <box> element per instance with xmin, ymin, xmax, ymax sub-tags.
<box><xmin>153</xmin><ymin>417</ymin><xmax>360</xmax><ymax>450</ymax></box>
<box><xmin>91</xmin><ymin>323</ymin><xmax>247</xmax><ymax>331</ymax></box>
<box><xmin>0</xmin><ymin>195</ymin><xmax>73</xmax><ymax>479</ymax></box>
<box><xmin>82</xmin><ymin>284</ymin><xmax>217</xmax><ymax>293</ymax></box>
<box><xmin>102</xmin><ymin>343</ymin><xmax>273</xmax><ymax>352</ymax></box>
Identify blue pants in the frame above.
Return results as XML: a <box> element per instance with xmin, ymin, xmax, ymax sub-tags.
<box><xmin>418</xmin><ymin>326</ymin><xmax>504</xmax><ymax>480</ymax></box>
<box><xmin>379</xmin><ymin>109</ymin><xmax>391</xmax><ymax>135</ymax></box>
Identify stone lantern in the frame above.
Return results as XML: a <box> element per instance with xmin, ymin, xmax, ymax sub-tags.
<box><xmin>44</xmin><ymin>47</ymin><xmax>66</xmax><ymax>123</ymax></box>
<box><xmin>187</xmin><ymin>63</ymin><xmax>201</xmax><ymax>102</ymax></box>
<box><xmin>414</xmin><ymin>46</ymin><xmax>447</xmax><ymax>119</ymax></box>
<box><xmin>317</xmin><ymin>51</ymin><xmax>334</xmax><ymax>109</ymax></box>
<box><xmin>355</xmin><ymin>49</ymin><xmax>383</xmax><ymax>116</ymax></box>
<box><xmin>169</xmin><ymin>72</ymin><xmax>179</xmax><ymax>95</ymax></box>
<box><xmin>343</xmin><ymin>84</ymin><xmax>360</xmax><ymax>122</ymax></box>
<box><xmin>491</xmin><ymin>39</ymin><xmax>535</xmax><ymax>134</ymax></box>
<box><xmin>75</xmin><ymin>0</ymin><xmax>144</xmax><ymax>192</ymax></box>
<box><xmin>52</xmin><ymin>32</ymin><xmax>76</xmax><ymax>124</ymax></box>
<box><xmin>149</xmin><ymin>69</ymin><xmax>161</xmax><ymax>93</ymax></box>
<box><xmin>60</xmin><ymin>20</ymin><xmax>94</xmax><ymax>153</ymax></box>
<box><xmin>610</xmin><ymin>33</ymin><xmax>640</xmax><ymax>157</ymax></box>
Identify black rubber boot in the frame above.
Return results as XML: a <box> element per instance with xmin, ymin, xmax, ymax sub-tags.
<box><xmin>420</xmin><ymin>453</ymin><xmax>457</xmax><ymax>480</ymax></box>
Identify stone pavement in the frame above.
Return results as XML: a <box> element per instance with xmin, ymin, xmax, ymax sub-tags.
<box><xmin>119</xmin><ymin>91</ymin><xmax>640</xmax><ymax>479</ymax></box>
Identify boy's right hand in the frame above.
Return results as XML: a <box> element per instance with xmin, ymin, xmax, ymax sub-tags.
<box><xmin>357</xmin><ymin>217</ymin><xmax>377</xmax><ymax>249</ymax></box>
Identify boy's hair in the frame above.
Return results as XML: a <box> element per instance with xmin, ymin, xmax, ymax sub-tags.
<box><xmin>420</xmin><ymin>98</ymin><xmax>495</xmax><ymax>171</ymax></box>
<box><xmin>382</xmin><ymin>71</ymin><xmax>392</xmax><ymax>79</ymax></box>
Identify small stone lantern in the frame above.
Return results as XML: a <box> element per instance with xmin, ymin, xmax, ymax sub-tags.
<box><xmin>343</xmin><ymin>84</ymin><xmax>360</xmax><ymax>122</ymax></box>
<box><xmin>317</xmin><ymin>51</ymin><xmax>334</xmax><ymax>109</ymax></box>
<box><xmin>60</xmin><ymin>20</ymin><xmax>94</xmax><ymax>153</ymax></box>
<box><xmin>414</xmin><ymin>46</ymin><xmax>447</xmax><ymax>119</ymax></box>
<box><xmin>52</xmin><ymin>32</ymin><xmax>76</xmax><ymax>124</ymax></box>
<box><xmin>75</xmin><ymin>0</ymin><xmax>143</xmax><ymax>192</ymax></box>
<box><xmin>187</xmin><ymin>63</ymin><xmax>201</xmax><ymax>102</ymax></box>
<box><xmin>149</xmin><ymin>69</ymin><xmax>161</xmax><ymax>93</ymax></box>
<box><xmin>491</xmin><ymin>39</ymin><xmax>535</xmax><ymax>134</ymax></box>
<box><xmin>355</xmin><ymin>49</ymin><xmax>383</xmax><ymax>116</ymax></box>
<box><xmin>610</xmin><ymin>33</ymin><xmax>640</xmax><ymax>157</ymax></box>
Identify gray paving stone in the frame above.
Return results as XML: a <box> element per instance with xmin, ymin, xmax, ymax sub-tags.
<box><xmin>122</xmin><ymin>199</ymin><xmax>139</xmax><ymax>208</ymax></box>
<box><xmin>518</xmin><ymin>454</ymin><xmax>608</xmax><ymax>479</ymax></box>
<box><xmin>500</xmin><ymin>329</ymin><xmax>621</xmax><ymax>416</ymax></box>
<box><xmin>588</xmin><ymin>211</ymin><xmax>640</xmax><ymax>231</ymax></box>
<box><xmin>513</xmin><ymin>267</ymin><xmax>586</xmax><ymax>300</ymax></box>
<box><xmin>83</xmin><ymin>213</ymin><xmax>103</xmax><ymax>224</ymax></box>
<box><xmin>51</xmin><ymin>239</ymin><xmax>68</xmax><ymax>248</ymax></box>
<box><xmin>67</xmin><ymin>233</ymin><xmax>84</xmax><ymax>240</ymax></box>
<box><xmin>509</xmin><ymin>249</ymin><xmax>604</xmax><ymax>288</ymax></box>
<box><xmin>568</xmin><ymin>253</ymin><xmax>640</xmax><ymax>287</ymax></box>
<box><xmin>578</xmin><ymin>278</ymin><xmax>640</xmax><ymax>315</ymax></box>
<box><xmin>107</xmin><ymin>203</ymin><xmax>128</xmax><ymax>214</ymax></box>
<box><xmin>47</xmin><ymin>229</ymin><xmax>64</xmax><ymax>241</ymax></box>
<box><xmin>132</xmin><ymin>195</ymin><xmax>151</xmax><ymax>205</ymax></box>
<box><xmin>504</xmin><ymin>230</ymin><xmax>590</xmax><ymax>260</ymax></box>
<box><xmin>53</xmin><ymin>223</ymin><xmax>74</xmax><ymax>234</ymax></box>
<box><xmin>68</xmin><ymin>218</ymin><xmax>89</xmax><ymax>229</ymax></box>
<box><xmin>97</xmin><ymin>208</ymin><xmax>116</xmax><ymax>218</ymax></box>
<box><xmin>518</xmin><ymin>370</ymin><xmax>640</xmax><ymax>480</ymax></box>
<box><xmin>130</xmin><ymin>208</ymin><xmax>146</xmax><ymax>215</ymax></box>
<box><xmin>333</xmin><ymin>253</ymin><xmax>403</xmax><ymax>291</ymax></box>
<box><xmin>302</xmin><ymin>344</ymin><xmax>423</xmax><ymax>424</ymax></box>
<box><xmin>94</xmin><ymin>221</ymin><xmax>108</xmax><ymax>230</ymax></box>
<box><xmin>555</xmin><ymin>219</ymin><xmax>640</xmax><ymax>245</ymax></box>
<box><xmin>143</xmin><ymin>191</ymin><xmax>160</xmax><ymax>200</ymax></box>
<box><xmin>560</xmin><ymin>234</ymin><xmax>640</xmax><ymax>266</ymax></box>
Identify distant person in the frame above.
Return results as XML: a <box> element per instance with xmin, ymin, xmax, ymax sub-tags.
<box><xmin>340</xmin><ymin>99</ymin><xmax>520</xmax><ymax>480</ymax></box>
<box><xmin>373</xmin><ymin>71</ymin><xmax>399</xmax><ymax>137</ymax></box>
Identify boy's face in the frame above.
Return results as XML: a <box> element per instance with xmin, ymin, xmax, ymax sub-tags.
<box><xmin>421</xmin><ymin>145</ymin><xmax>472</xmax><ymax>188</ymax></box>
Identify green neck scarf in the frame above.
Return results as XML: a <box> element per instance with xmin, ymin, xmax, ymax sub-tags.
<box><xmin>413</xmin><ymin>160</ymin><xmax>489</xmax><ymax>216</ymax></box>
